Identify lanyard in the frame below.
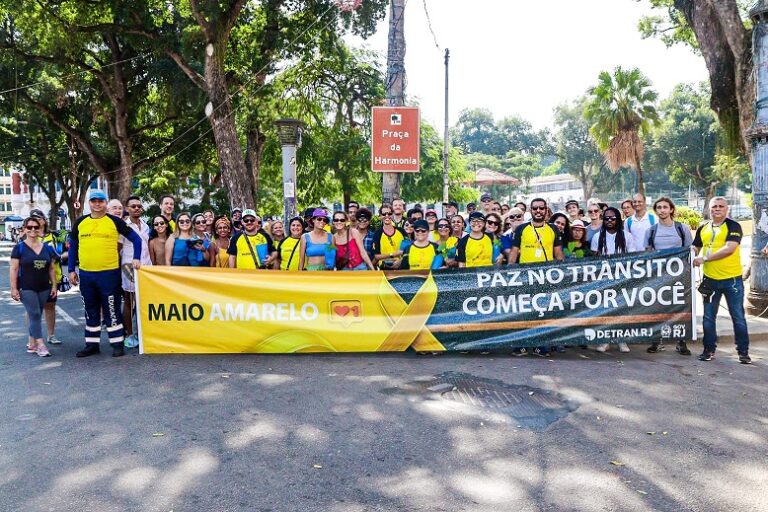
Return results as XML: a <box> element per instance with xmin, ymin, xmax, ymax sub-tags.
<box><xmin>531</xmin><ymin>224</ymin><xmax>549</xmax><ymax>261</ymax></box>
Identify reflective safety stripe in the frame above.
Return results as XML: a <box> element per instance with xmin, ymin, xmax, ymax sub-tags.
<box><xmin>109</xmin><ymin>336</ymin><xmax>125</xmax><ymax>344</ymax></box>
<box><xmin>106</xmin><ymin>324</ymin><xmax>124</xmax><ymax>333</ymax></box>
<box><xmin>85</xmin><ymin>337</ymin><xmax>101</xmax><ymax>343</ymax></box>
<box><xmin>85</xmin><ymin>325</ymin><xmax>101</xmax><ymax>332</ymax></box>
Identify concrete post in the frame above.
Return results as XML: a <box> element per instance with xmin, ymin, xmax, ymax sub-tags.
<box><xmin>747</xmin><ymin>2</ymin><xmax>768</xmax><ymax>317</ymax></box>
<box><xmin>275</xmin><ymin>119</ymin><xmax>305</xmax><ymax>223</ymax></box>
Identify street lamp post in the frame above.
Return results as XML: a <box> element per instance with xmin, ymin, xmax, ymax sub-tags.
<box><xmin>275</xmin><ymin>119</ymin><xmax>305</xmax><ymax>223</ymax></box>
<box><xmin>747</xmin><ymin>1</ymin><xmax>768</xmax><ymax>317</ymax></box>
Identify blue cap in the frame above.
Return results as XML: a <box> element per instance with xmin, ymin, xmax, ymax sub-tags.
<box><xmin>89</xmin><ymin>190</ymin><xmax>107</xmax><ymax>201</ymax></box>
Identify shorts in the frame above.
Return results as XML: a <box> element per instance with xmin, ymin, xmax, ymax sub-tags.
<box><xmin>342</xmin><ymin>262</ymin><xmax>368</xmax><ymax>271</ymax></box>
<box><xmin>306</xmin><ymin>264</ymin><xmax>327</xmax><ymax>271</ymax></box>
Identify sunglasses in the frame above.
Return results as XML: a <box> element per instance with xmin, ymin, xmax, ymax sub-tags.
<box><xmin>312</xmin><ymin>217</ymin><xmax>327</xmax><ymax>223</ymax></box>
<box><xmin>437</xmin><ymin>224</ymin><xmax>450</xmax><ymax>229</ymax></box>
<box><xmin>509</xmin><ymin>215</ymin><xmax>522</xmax><ymax>220</ymax></box>
<box><xmin>178</xmin><ymin>219</ymin><xmax>191</xmax><ymax>224</ymax></box>
<box><xmin>357</xmin><ymin>217</ymin><xmax>370</xmax><ymax>222</ymax></box>
<box><xmin>530</xmin><ymin>206</ymin><xmax>547</xmax><ymax>211</ymax></box>
<box><xmin>380</xmin><ymin>212</ymin><xmax>392</xmax><ymax>217</ymax></box>
<box><xmin>333</xmin><ymin>218</ymin><xmax>346</xmax><ymax>223</ymax></box>
<box><xmin>127</xmin><ymin>204</ymin><xmax>143</xmax><ymax>209</ymax></box>
<box><xmin>26</xmin><ymin>225</ymin><xmax>40</xmax><ymax>230</ymax></box>
<box><xmin>414</xmin><ymin>228</ymin><xmax>428</xmax><ymax>233</ymax></box>
<box><xmin>603</xmin><ymin>216</ymin><xmax>618</xmax><ymax>221</ymax></box>
<box><xmin>242</xmin><ymin>218</ymin><xmax>260</xmax><ymax>224</ymax></box>
<box><xmin>487</xmin><ymin>220</ymin><xmax>499</xmax><ymax>226</ymax></box>
<box><xmin>153</xmin><ymin>221</ymin><xmax>166</xmax><ymax>227</ymax></box>
<box><xmin>194</xmin><ymin>220</ymin><xmax>206</xmax><ymax>225</ymax></box>
<box><xmin>588</xmin><ymin>209</ymin><xmax>600</xmax><ymax>214</ymax></box>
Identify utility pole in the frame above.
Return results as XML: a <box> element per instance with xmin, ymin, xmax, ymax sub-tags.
<box><xmin>383</xmin><ymin>0</ymin><xmax>406</xmax><ymax>204</ymax></box>
<box><xmin>442</xmin><ymin>48</ymin><xmax>450</xmax><ymax>203</ymax></box>
<box><xmin>747</xmin><ymin>1</ymin><xmax>768</xmax><ymax>318</ymax></box>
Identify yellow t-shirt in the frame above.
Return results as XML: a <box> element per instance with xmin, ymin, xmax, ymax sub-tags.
<box><xmin>374</xmin><ymin>228</ymin><xmax>405</xmax><ymax>257</ymax></box>
<box><xmin>456</xmin><ymin>234</ymin><xmax>493</xmax><ymax>268</ymax></box>
<box><xmin>42</xmin><ymin>232</ymin><xmax>62</xmax><ymax>283</ymax></box>
<box><xmin>694</xmin><ymin>219</ymin><xmax>743</xmax><ymax>279</ymax></box>
<box><xmin>512</xmin><ymin>222</ymin><xmax>561</xmax><ymax>263</ymax></box>
<box><xmin>405</xmin><ymin>243</ymin><xmax>438</xmax><ymax>270</ymax></box>
<box><xmin>71</xmin><ymin>214</ymin><xmax>127</xmax><ymax>272</ymax></box>
<box><xmin>278</xmin><ymin>237</ymin><xmax>302</xmax><ymax>271</ymax></box>
<box><xmin>227</xmin><ymin>231</ymin><xmax>275</xmax><ymax>269</ymax></box>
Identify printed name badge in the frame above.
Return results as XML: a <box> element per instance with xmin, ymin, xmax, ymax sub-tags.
<box><xmin>535</xmin><ymin>249</ymin><xmax>543</xmax><ymax>259</ymax></box>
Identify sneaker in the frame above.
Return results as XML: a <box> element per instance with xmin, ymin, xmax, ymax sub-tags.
<box><xmin>555</xmin><ymin>345</ymin><xmax>566</xmax><ymax>353</ymax></box>
<box><xmin>36</xmin><ymin>345</ymin><xmax>51</xmax><ymax>357</ymax></box>
<box><xmin>511</xmin><ymin>348</ymin><xmax>528</xmax><ymax>357</ymax></box>
<box><xmin>647</xmin><ymin>342</ymin><xmax>665</xmax><ymax>353</ymax></box>
<box><xmin>618</xmin><ymin>342</ymin><xmax>630</xmax><ymax>353</ymax></box>
<box><xmin>26</xmin><ymin>344</ymin><xmax>37</xmax><ymax>354</ymax></box>
<box><xmin>533</xmin><ymin>347</ymin><xmax>550</xmax><ymax>357</ymax></box>
<box><xmin>698</xmin><ymin>351</ymin><xmax>715</xmax><ymax>361</ymax></box>
<box><xmin>76</xmin><ymin>344</ymin><xmax>100</xmax><ymax>358</ymax></box>
<box><xmin>47</xmin><ymin>335</ymin><xmax>62</xmax><ymax>345</ymax></box>
<box><xmin>112</xmin><ymin>344</ymin><xmax>125</xmax><ymax>358</ymax></box>
<box><xmin>595</xmin><ymin>343</ymin><xmax>609</xmax><ymax>352</ymax></box>
<box><xmin>675</xmin><ymin>342</ymin><xmax>691</xmax><ymax>356</ymax></box>
<box><xmin>738</xmin><ymin>352</ymin><xmax>752</xmax><ymax>365</ymax></box>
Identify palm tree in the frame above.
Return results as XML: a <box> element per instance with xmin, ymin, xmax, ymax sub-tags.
<box><xmin>584</xmin><ymin>67</ymin><xmax>659</xmax><ymax>196</ymax></box>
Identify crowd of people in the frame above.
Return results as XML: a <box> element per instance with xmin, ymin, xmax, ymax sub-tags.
<box><xmin>8</xmin><ymin>189</ymin><xmax>758</xmax><ymax>364</ymax></box>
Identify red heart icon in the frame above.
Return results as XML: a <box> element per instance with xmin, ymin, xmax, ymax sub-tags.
<box><xmin>334</xmin><ymin>306</ymin><xmax>350</xmax><ymax>317</ymax></box>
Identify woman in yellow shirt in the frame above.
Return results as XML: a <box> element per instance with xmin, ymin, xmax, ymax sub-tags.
<box><xmin>275</xmin><ymin>217</ymin><xmax>305</xmax><ymax>270</ymax></box>
<box><xmin>209</xmin><ymin>216</ymin><xmax>232</xmax><ymax>268</ymax></box>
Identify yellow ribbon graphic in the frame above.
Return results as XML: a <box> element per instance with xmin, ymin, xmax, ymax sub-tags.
<box><xmin>376</xmin><ymin>273</ymin><xmax>445</xmax><ymax>352</ymax></box>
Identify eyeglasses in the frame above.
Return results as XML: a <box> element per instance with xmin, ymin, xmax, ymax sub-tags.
<box><xmin>437</xmin><ymin>224</ymin><xmax>450</xmax><ymax>229</ymax></box>
<box><xmin>414</xmin><ymin>228</ymin><xmax>428</xmax><ymax>233</ymax></box>
<box><xmin>486</xmin><ymin>220</ymin><xmax>499</xmax><ymax>226</ymax></box>
<box><xmin>153</xmin><ymin>221</ymin><xmax>166</xmax><ymax>227</ymax></box>
<box><xmin>26</xmin><ymin>225</ymin><xmax>40</xmax><ymax>230</ymax></box>
<box><xmin>194</xmin><ymin>220</ymin><xmax>206</xmax><ymax>225</ymax></box>
<box><xmin>242</xmin><ymin>218</ymin><xmax>260</xmax><ymax>224</ymax></box>
<box><xmin>530</xmin><ymin>206</ymin><xmax>547</xmax><ymax>211</ymax></box>
<box><xmin>333</xmin><ymin>218</ymin><xmax>346</xmax><ymax>223</ymax></box>
<box><xmin>380</xmin><ymin>212</ymin><xmax>392</xmax><ymax>217</ymax></box>
<box><xmin>509</xmin><ymin>215</ymin><xmax>523</xmax><ymax>220</ymax></box>
<box><xmin>588</xmin><ymin>209</ymin><xmax>600</xmax><ymax>214</ymax></box>
<box><xmin>603</xmin><ymin>216</ymin><xmax>618</xmax><ymax>221</ymax></box>
<box><xmin>178</xmin><ymin>219</ymin><xmax>191</xmax><ymax>224</ymax></box>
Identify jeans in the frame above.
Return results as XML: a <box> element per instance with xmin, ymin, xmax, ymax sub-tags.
<box><xmin>20</xmin><ymin>289</ymin><xmax>50</xmax><ymax>339</ymax></box>
<box><xmin>702</xmin><ymin>276</ymin><xmax>750</xmax><ymax>354</ymax></box>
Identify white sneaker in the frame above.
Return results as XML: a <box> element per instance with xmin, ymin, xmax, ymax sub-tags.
<box><xmin>47</xmin><ymin>335</ymin><xmax>62</xmax><ymax>345</ymax></box>
<box><xmin>618</xmin><ymin>342</ymin><xmax>630</xmax><ymax>353</ymax></box>
<box><xmin>595</xmin><ymin>343</ymin><xmax>609</xmax><ymax>352</ymax></box>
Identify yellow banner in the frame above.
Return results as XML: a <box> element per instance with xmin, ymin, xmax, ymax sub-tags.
<box><xmin>136</xmin><ymin>267</ymin><xmax>444</xmax><ymax>354</ymax></box>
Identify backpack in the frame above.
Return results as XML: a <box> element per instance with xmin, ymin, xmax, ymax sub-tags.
<box><xmin>627</xmin><ymin>212</ymin><xmax>656</xmax><ymax>232</ymax></box>
<box><xmin>647</xmin><ymin>221</ymin><xmax>687</xmax><ymax>250</ymax></box>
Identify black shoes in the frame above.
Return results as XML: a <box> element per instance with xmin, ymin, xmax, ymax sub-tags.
<box><xmin>532</xmin><ymin>347</ymin><xmax>550</xmax><ymax>357</ymax></box>
<box><xmin>76</xmin><ymin>345</ymin><xmax>100</xmax><ymax>358</ymax></box>
<box><xmin>675</xmin><ymin>342</ymin><xmax>691</xmax><ymax>356</ymax></box>
<box><xmin>738</xmin><ymin>352</ymin><xmax>752</xmax><ymax>365</ymax></box>
<box><xmin>698</xmin><ymin>351</ymin><xmax>715</xmax><ymax>361</ymax></box>
<box><xmin>647</xmin><ymin>342</ymin><xmax>665</xmax><ymax>353</ymax></box>
<box><xmin>112</xmin><ymin>344</ymin><xmax>125</xmax><ymax>358</ymax></box>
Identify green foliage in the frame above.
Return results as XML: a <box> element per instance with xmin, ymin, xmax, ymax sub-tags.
<box><xmin>553</xmin><ymin>96</ymin><xmax>605</xmax><ymax>199</ymax></box>
<box><xmin>452</xmin><ymin>108</ymin><xmax>550</xmax><ymax>157</ymax></box>
<box><xmin>675</xmin><ymin>205</ymin><xmax>704</xmax><ymax>230</ymax></box>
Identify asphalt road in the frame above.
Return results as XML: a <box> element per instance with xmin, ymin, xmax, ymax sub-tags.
<box><xmin>1</xmin><ymin>252</ymin><xmax>766</xmax><ymax>512</ymax></box>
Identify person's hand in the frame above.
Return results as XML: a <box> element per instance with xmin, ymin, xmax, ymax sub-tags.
<box><xmin>68</xmin><ymin>271</ymin><xmax>79</xmax><ymax>286</ymax></box>
<box><xmin>10</xmin><ymin>288</ymin><xmax>20</xmax><ymax>301</ymax></box>
<box><xmin>762</xmin><ymin>243</ymin><xmax>768</xmax><ymax>257</ymax></box>
<box><xmin>132</xmin><ymin>259</ymin><xmax>141</xmax><ymax>270</ymax></box>
<box><xmin>50</xmin><ymin>288</ymin><xmax>58</xmax><ymax>300</ymax></box>
<box><xmin>693</xmin><ymin>256</ymin><xmax>704</xmax><ymax>267</ymax></box>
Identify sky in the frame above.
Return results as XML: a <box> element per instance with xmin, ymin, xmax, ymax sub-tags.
<box><xmin>347</xmin><ymin>0</ymin><xmax>709</xmax><ymax>131</ymax></box>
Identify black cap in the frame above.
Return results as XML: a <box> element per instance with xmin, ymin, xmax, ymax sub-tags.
<box><xmin>355</xmin><ymin>208</ymin><xmax>372</xmax><ymax>221</ymax></box>
<box><xmin>30</xmin><ymin>209</ymin><xmax>46</xmax><ymax>218</ymax></box>
<box><xmin>466</xmin><ymin>202</ymin><xmax>476</xmax><ymax>209</ymax></box>
<box><xmin>468</xmin><ymin>211</ymin><xmax>486</xmax><ymax>221</ymax></box>
<box><xmin>443</xmin><ymin>201</ymin><xmax>459</xmax><ymax>208</ymax></box>
<box><xmin>480</xmin><ymin>193</ymin><xmax>493</xmax><ymax>202</ymax></box>
<box><xmin>412</xmin><ymin>219</ymin><xmax>429</xmax><ymax>231</ymax></box>
<box><xmin>303</xmin><ymin>207</ymin><xmax>316</xmax><ymax>218</ymax></box>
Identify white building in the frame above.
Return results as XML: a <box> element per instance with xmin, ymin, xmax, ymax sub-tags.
<box><xmin>520</xmin><ymin>174</ymin><xmax>585</xmax><ymax>210</ymax></box>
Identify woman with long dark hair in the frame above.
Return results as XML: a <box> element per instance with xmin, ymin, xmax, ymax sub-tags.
<box><xmin>149</xmin><ymin>215</ymin><xmax>169</xmax><ymax>265</ymax></box>
<box><xmin>332</xmin><ymin>211</ymin><xmax>375</xmax><ymax>271</ymax></box>
<box><xmin>549</xmin><ymin>213</ymin><xmax>571</xmax><ymax>246</ymax></box>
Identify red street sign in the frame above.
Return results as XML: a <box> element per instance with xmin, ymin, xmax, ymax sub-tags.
<box><xmin>371</xmin><ymin>106</ymin><xmax>420</xmax><ymax>173</ymax></box>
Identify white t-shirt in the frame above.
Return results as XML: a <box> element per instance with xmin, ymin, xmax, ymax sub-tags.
<box><xmin>627</xmin><ymin>212</ymin><xmax>655</xmax><ymax>250</ymax></box>
<box><xmin>591</xmin><ymin>229</ymin><xmax>638</xmax><ymax>255</ymax></box>
<box><xmin>119</xmin><ymin>218</ymin><xmax>152</xmax><ymax>292</ymax></box>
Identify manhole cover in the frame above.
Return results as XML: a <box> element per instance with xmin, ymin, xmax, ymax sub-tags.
<box><xmin>382</xmin><ymin>372</ymin><xmax>576</xmax><ymax>430</ymax></box>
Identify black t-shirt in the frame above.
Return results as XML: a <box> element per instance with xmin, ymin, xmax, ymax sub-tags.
<box><xmin>11</xmin><ymin>242</ymin><xmax>59</xmax><ymax>292</ymax></box>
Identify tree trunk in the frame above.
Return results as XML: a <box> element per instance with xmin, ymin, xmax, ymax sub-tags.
<box><xmin>383</xmin><ymin>0</ymin><xmax>406</xmax><ymax>204</ymax></box>
<box><xmin>674</xmin><ymin>0</ymin><xmax>754</xmax><ymax>158</ymax></box>
<box><xmin>703</xmin><ymin>183</ymin><xmax>717</xmax><ymax>220</ymax></box>
<box><xmin>245</xmin><ymin>127</ymin><xmax>267</xmax><ymax>210</ymax></box>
